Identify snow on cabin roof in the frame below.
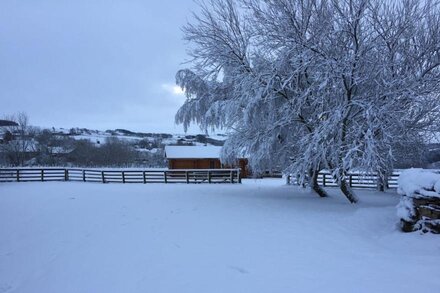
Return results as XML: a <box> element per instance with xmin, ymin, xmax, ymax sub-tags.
<box><xmin>165</xmin><ymin>145</ymin><xmax>222</xmax><ymax>159</ymax></box>
<box><xmin>0</xmin><ymin>120</ymin><xmax>18</xmax><ymax>127</ymax></box>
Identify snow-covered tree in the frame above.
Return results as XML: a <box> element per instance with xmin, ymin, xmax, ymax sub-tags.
<box><xmin>176</xmin><ymin>0</ymin><xmax>440</xmax><ymax>203</ymax></box>
<box><xmin>0</xmin><ymin>112</ymin><xmax>36</xmax><ymax>166</ymax></box>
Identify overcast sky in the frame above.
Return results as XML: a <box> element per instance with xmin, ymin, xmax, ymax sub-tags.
<box><xmin>0</xmin><ymin>0</ymin><xmax>200</xmax><ymax>133</ymax></box>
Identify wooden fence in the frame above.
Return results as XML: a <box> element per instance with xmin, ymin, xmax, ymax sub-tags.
<box><xmin>0</xmin><ymin>168</ymin><xmax>404</xmax><ymax>188</ymax></box>
<box><xmin>0</xmin><ymin>168</ymin><xmax>241</xmax><ymax>184</ymax></box>
<box><xmin>286</xmin><ymin>171</ymin><xmax>401</xmax><ymax>189</ymax></box>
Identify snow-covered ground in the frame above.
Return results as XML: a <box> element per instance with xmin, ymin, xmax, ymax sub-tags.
<box><xmin>0</xmin><ymin>179</ymin><xmax>439</xmax><ymax>293</ymax></box>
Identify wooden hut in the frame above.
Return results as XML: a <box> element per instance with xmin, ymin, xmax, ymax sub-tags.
<box><xmin>164</xmin><ymin>145</ymin><xmax>248</xmax><ymax>178</ymax></box>
<box><xmin>0</xmin><ymin>120</ymin><xmax>18</xmax><ymax>127</ymax></box>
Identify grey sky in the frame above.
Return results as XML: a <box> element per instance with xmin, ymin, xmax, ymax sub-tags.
<box><xmin>0</xmin><ymin>0</ymin><xmax>198</xmax><ymax>133</ymax></box>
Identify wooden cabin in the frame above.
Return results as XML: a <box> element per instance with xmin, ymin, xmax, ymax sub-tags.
<box><xmin>164</xmin><ymin>145</ymin><xmax>249</xmax><ymax>178</ymax></box>
<box><xmin>0</xmin><ymin>120</ymin><xmax>18</xmax><ymax>127</ymax></box>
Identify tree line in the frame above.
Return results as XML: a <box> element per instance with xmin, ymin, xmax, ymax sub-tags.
<box><xmin>0</xmin><ymin>113</ymin><xmax>166</xmax><ymax>167</ymax></box>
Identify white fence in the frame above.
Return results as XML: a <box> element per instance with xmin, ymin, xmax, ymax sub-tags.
<box><xmin>286</xmin><ymin>171</ymin><xmax>401</xmax><ymax>189</ymax></box>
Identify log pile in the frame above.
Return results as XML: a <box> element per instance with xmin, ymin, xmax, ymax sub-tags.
<box><xmin>397</xmin><ymin>169</ymin><xmax>440</xmax><ymax>234</ymax></box>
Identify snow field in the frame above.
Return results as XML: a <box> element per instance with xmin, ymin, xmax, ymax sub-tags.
<box><xmin>0</xmin><ymin>179</ymin><xmax>439</xmax><ymax>293</ymax></box>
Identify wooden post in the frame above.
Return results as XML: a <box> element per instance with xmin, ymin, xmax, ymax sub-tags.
<box><xmin>122</xmin><ymin>171</ymin><xmax>126</xmax><ymax>184</ymax></box>
<box><xmin>230</xmin><ymin>170</ymin><xmax>234</xmax><ymax>183</ymax></box>
<box><xmin>208</xmin><ymin>171</ymin><xmax>211</xmax><ymax>183</ymax></box>
<box><xmin>143</xmin><ymin>171</ymin><xmax>147</xmax><ymax>184</ymax></box>
<box><xmin>102</xmin><ymin>171</ymin><xmax>105</xmax><ymax>183</ymax></box>
<box><xmin>185</xmin><ymin>171</ymin><xmax>189</xmax><ymax>184</ymax></box>
<box><xmin>83</xmin><ymin>170</ymin><xmax>86</xmax><ymax>182</ymax></box>
<box><xmin>64</xmin><ymin>169</ymin><xmax>69</xmax><ymax>181</ymax></box>
<box><xmin>237</xmin><ymin>169</ymin><xmax>241</xmax><ymax>184</ymax></box>
<box><xmin>16</xmin><ymin>169</ymin><xmax>20</xmax><ymax>182</ymax></box>
<box><xmin>164</xmin><ymin>171</ymin><xmax>168</xmax><ymax>183</ymax></box>
<box><xmin>41</xmin><ymin>169</ymin><xmax>44</xmax><ymax>182</ymax></box>
<box><xmin>322</xmin><ymin>173</ymin><xmax>326</xmax><ymax>187</ymax></box>
<box><xmin>349</xmin><ymin>174</ymin><xmax>353</xmax><ymax>187</ymax></box>
<box><xmin>376</xmin><ymin>175</ymin><xmax>381</xmax><ymax>191</ymax></box>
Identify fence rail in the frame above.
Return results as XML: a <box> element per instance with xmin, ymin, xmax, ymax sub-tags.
<box><xmin>286</xmin><ymin>171</ymin><xmax>401</xmax><ymax>189</ymax></box>
<box><xmin>0</xmin><ymin>168</ymin><xmax>241</xmax><ymax>184</ymax></box>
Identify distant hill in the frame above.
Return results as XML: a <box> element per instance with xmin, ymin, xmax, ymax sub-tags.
<box><xmin>0</xmin><ymin>125</ymin><xmax>227</xmax><ymax>167</ymax></box>
<box><xmin>48</xmin><ymin>127</ymin><xmax>225</xmax><ymax>151</ymax></box>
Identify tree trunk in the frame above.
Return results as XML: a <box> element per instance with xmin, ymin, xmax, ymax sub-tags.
<box><xmin>340</xmin><ymin>179</ymin><xmax>358</xmax><ymax>204</ymax></box>
<box><xmin>308</xmin><ymin>169</ymin><xmax>328</xmax><ymax>198</ymax></box>
<box><xmin>298</xmin><ymin>174</ymin><xmax>307</xmax><ymax>188</ymax></box>
<box><xmin>377</xmin><ymin>177</ymin><xmax>385</xmax><ymax>192</ymax></box>
<box><xmin>376</xmin><ymin>169</ymin><xmax>390</xmax><ymax>192</ymax></box>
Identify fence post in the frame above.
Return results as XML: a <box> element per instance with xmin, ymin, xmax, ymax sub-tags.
<box><xmin>143</xmin><ymin>171</ymin><xmax>147</xmax><ymax>184</ymax></box>
<box><xmin>377</xmin><ymin>176</ymin><xmax>382</xmax><ymax>191</ymax></box>
<box><xmin>164</xmin><ymin>171</ymin><xmax>168</xmax><ymax>183</ymax></box>
<box><xmin>349</xmin><ymin>174</ymin><xmax>353</xmax><ymax>187</ymax></box>
<box><xmin>102</xmin><ymin>171</ymin><xmax>105</xmax><ymax>183</ymax></box>
<box><xmin>122</xmin><ymin>171</ymin><xmax>125</xmax><ymax>184</ymax></box>
<box><xmin>376</xmin><ymin>173</ymin><xmax>387</xmax><ymax>192</ymax></box>
<box><xmin>322</xmin><ymin>173</ymin><xmax>326</xmax><ymax>187</ymax></box>
<box><xmin>16</xmin><ymin>169</ymin><xmax>20</xmax><ymax>182</ymax></box>
<box><xmin>237</xmin><ymin>169</ymin><xmax>241</xmax><ymax>183</ymax></box>
<box><xmin>83</xmin><ymin>170</ymin><xmax>86</xmax><ymax>182</ymax></box>
<box><xmin>230</xmin><ymin>170</ymin><xmax>234</xmax><ymax>183</ymax></box>
<box><xmin>41</xmin><ymin>169</ymin><xmax>44</xmax><ymax>182</ymax></box>
<box><xmin>208</xmin><ymin>171</ymin><xmax>211</xmax><ymax>183</ymax></box>
<box><xmin>185</xmin><ymin>171</ymin><xmax>189</xmax><ymax>184</ymax></box>
<box><xmin>64</xmin><ymin>169</ymin><xmax>69</xmax><ymax>181</ymax></box>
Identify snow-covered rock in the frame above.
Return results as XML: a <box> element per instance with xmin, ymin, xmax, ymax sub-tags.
<box><xmin>396</xmin><ymin>196</ymin><xmax>415</xmax><ymax>222</ymax></box>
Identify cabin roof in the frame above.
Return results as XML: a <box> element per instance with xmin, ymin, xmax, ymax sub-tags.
<box><xmin>0</xmin><ymin>120</ymin><xmax>18</xmax><ymax>127</ymax></box>
<box><xmin>164</xmin><ymin>145</ymin><xmax>222</xmax><ymax>159</ymax></box>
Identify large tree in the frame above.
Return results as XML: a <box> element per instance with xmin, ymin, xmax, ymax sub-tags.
<box><xmin>176</xmin><ymin>0</ymin><xmax>440</xmax><ymax>203</ymax></box>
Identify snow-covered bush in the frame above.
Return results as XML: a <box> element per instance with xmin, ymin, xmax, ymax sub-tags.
<box><xmin>397</xmin><ymin>169</ymin><xmax>440</xmax><ymax>233</ymax></box>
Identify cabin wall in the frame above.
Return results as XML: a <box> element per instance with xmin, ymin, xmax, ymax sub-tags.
<box><xmin>168</xmin><ymin>159</ymin><xmax>221</xmax><ymax>170</ymax></box>
<box><xmin>168</xmin><ymin>158</ymin><xmax>249</xmax><ymax>178</ymax></box>
<box><xmin>238</xmin><ymin>159</ymin><xmax>249</xmax><ymax>178</ymax></box>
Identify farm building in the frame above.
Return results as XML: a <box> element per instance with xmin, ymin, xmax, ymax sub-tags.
<box><xmin>0</xmin><ymin>120</ymin><xmax>18</xmax><ymax>127</ymax></box>
<box><xmin>164</xmin><ymin>145</ymin><xmax>249</xmax><ymax>178</ymax></box>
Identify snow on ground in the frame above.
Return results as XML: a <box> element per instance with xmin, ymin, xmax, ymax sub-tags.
<box><xmin>0</xmin><ymin>179</ymin><xmax>439</xmax><ymax>293</ymax></box>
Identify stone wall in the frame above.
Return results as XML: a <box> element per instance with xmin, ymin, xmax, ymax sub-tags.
<box><xmin>400</xmin><ymin>196</ymin><xmax>440</xmax><ymax>233</ymax></box>
<box><xmin>397</xmin><ymin>168</ymin><xmax>440</xmax><ymax>234</ymax></box>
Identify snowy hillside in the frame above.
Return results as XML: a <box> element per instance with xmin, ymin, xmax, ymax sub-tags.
<box><xmin>51</xmin><ymin>127</ymin><xmax>225</xmax><ymax>149</ymax></box>
<box><xmin>0</xmin><ymin>125</ymin><xmax>226</xmax><ymax>167</ymax></box>
<box><xmin>1</xmin><ymin>179</ymin><xmax>439</xmax><ymax>293</ymax></box>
